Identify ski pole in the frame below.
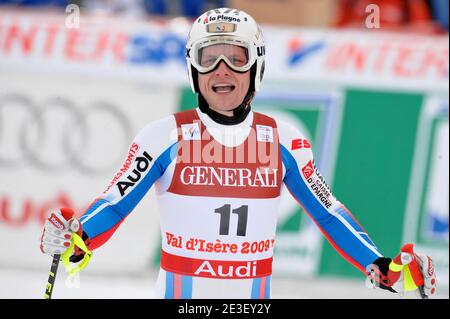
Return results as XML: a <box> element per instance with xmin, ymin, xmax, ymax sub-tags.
<box><xmin>43</xmin><ymin>208</ymin><xmax>75</xmax><ymax>299</ymax></box>
<box><xmin>419</xmin><ymin>286</ymin><xmax>429</xmax><ymax>299</ymax></box>
<box><xmin>44</xmin><ymin>254</ymin><xmax>61</xmax><ymax>299</ymax></box>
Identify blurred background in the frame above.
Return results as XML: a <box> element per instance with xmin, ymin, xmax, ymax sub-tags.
<box><xmin>0</xmin><ymin>0</ymin><xmax>448</xmax><ymax>299</ymax></box>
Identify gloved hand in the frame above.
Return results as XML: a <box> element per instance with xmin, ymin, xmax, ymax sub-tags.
<box><xmin>367</xmin><ymin>243</ymin><xmax>436</xmax><ymax>298</ymax></box>
<box><xmin>40</xmin><ymin>207</ymin><xmax>92</xmax><ymax>276</ymax></box>
<box><xmin>40</xmin><ymin>208</ymin><xmax>82</xmax><ymax>257</ymax></box>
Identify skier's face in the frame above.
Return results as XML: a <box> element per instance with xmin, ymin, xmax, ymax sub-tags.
<box><xmin>197</xmin><ymin>45</ymin><xmax>250</xmax><ymax>116</ymax></box>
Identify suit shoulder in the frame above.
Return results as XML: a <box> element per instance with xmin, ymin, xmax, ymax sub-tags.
<box><xmin>137</xmin><ymin>114</ymin><xmax>176</xmax><ymax>137</ymax></box>
<box><xmin>133</xmin><ymin>114</ymin><xmax>177</xmax><ymax>155</ymax></box>
<box><xmin>274</xmin><ymin>118</ymin><xmax>309</xmax><ymax>143</ymax></box>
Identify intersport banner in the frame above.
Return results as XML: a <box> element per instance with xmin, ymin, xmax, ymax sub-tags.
<box><xmin>0</xmin><ymin>9</ymin><xmax>447</xmax><ymax>91</ymax></box>
<box><xmin>263</xmin><ymin>26</ymin><xmax>448</xmax><ymax>92</ymax></box>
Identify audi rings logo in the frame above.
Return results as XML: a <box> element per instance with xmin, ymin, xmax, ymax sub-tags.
<box><xmin>0</xmin><ymin>94</ymin><xmax>132</xmax><ymax>175</ymax></box>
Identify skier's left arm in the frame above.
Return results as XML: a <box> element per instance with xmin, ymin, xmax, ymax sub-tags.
<box><xmin>277</xmin><ymin>120</ymin><xmax>436</xmax><ymax>297</ymax></box>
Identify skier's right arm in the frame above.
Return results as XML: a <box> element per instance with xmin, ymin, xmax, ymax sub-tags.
<box><xmin>79</xmin><ymin>115</ymin><xmax>178</xmax><ymax>250</ymax></box>
<box><xmin>40</xmin><ymin>115</ymin><xmax>178</xmax><ymax>258</ymax></box>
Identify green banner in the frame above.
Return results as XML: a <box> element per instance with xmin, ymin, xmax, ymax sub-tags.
<box><xmin>319</xmin><ymin>89</ymin><xmax>423</xmax><ymax>277</ymax></box>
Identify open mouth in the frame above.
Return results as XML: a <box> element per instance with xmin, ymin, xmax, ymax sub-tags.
<box><xmin>212</xmin><ymin>84</ymin><xmax>236</xmax><ymax>93</ymax></box>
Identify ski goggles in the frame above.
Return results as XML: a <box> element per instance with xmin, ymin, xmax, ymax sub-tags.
<box><xmin>189</xmin><ymin>36</ymin><xmax>256</xmax><ymax>74</ymax></box>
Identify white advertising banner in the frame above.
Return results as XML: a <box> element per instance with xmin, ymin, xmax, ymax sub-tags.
<box><xmin>0</xmin><ymin>9</ymin><xmax>447</xmax><ymax>90</ymax></box>
<box><xmin>0</xmin><ymin>70</ymin><xmax>178</xmax><ymax>274</ymax></box>
<box><xmin>0</xmin><ymin>9</ymin><xmax>190</xmax><ymax>84</ymax></box>
<box><xmin>262</xmin><ymin>26</ymin><xmax>448</xmax><ymax>92</ymax></box>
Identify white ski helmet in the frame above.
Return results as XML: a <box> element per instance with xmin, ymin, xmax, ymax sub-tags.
<box><xmin>185</xmin><ymin>8</ymin><xmax>266</xmax><ymax>93</ymax></box>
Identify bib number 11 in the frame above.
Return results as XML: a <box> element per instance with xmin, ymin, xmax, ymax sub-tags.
<box><xmin>214</xmin><ymin>204</ymin><xmax>248</xmax><ymax>237</ymax></box>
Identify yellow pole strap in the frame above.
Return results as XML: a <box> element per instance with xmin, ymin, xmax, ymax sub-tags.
<box><xmin>403</xmin><ymin>266</ymin><xmax>419</xmax><ymax>291</ymax></box>
<box><xmin>389</xmin><ymin>261</ymin><xmax>404</xmax><ymax>272</ymax></box>
<box><xmin>388</xmin><ymin>260</ymin><xmax>418</xmax><ymax>292</ymax></box>
<box><xmin>61</xmin><ymin>233</ymin><xmax>93</xmax><ymax>276</ymax></box>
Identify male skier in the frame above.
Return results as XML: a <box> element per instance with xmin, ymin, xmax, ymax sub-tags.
<box><xmin>40</xmin><ymin>8</ymin><xmax>436</xmax><ymax>299</ymax></box>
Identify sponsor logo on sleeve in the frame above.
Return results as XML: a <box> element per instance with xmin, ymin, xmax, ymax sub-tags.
<box><xmin>104</xmin><ymin>143</ymin><xmax>140</xmax><ymax>193</ymax></box>
<box><xmin>302</xmin><ymin>161</ymin><xmax>334</xmax><ymax>209</ymax></box>
<box><xmin>291</xmin><ymin>138</ymin><xmax>311</xmax><ymax>150</ymax></box>
<box><xmin>116</xmin><ymin>151</ymin><xmax>153</xmax><ymax>196</ymax></box>
<box><xmin>301</xmin><ymin>160</ymin><xmax>314</xmax><ymax>179</ymax></box>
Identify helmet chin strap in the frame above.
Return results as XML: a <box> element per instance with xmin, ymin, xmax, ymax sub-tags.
<box><xmin>198</xmin><ymin>90</ymin><xmax>253</xmax><ymax>125</ymax></box>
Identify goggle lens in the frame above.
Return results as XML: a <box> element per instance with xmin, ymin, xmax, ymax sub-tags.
<box><xmin>198</xmin><ymin>44</ymin><xmax>249</xmax><ymax>69</ymax></box>
<box><xmin>192</xmin><ymin>40</ymin><xmax>253</xmax><ymax>73</ymax></box>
